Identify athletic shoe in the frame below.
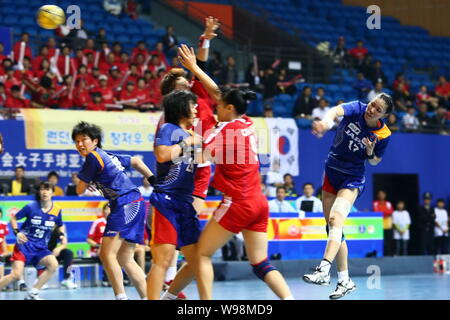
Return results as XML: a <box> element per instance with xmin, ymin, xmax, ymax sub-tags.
<box><xmin>33</xmin><ymin>279</ymin><xmax>48</xmax><ymax>290</ymax></box>
<box><xmin>302</xmin><ymin>266</ymin><xmax>331</xmax><ymax>286</ymax></box>
<box><xmin>18</xmin><ymin>282</ymin><xmax>28</xmax><ymax>291</ymax></box>
<box><xmin>329</xmin><ymin>279</ymin><xmax>356</xmax><ymax>300</ymax></box>
<box><xmin>24</xmin><ymin>292</ymin><xmax>44</xmax><ymax>300</ymax></box>
<box><xmin>163</xmin><ymin>281</ymin><xmax>187</xmax><ymax>300</ymax></box>
<box><xmin>61</xmin><ymin>278</ymin><xmax>78</xmax><ymax>290</ymax></box>
<box><xmin>101</xmin><ymin>280</ymin><xmax>111</xmax><ymax>287</ymax></box>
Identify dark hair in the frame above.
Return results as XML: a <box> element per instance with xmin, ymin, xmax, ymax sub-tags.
<box><xmin>283</xmin><ymin>173</ymin><xmax>293</xmax><ymax>179</ymax></box>
<box><xmin>40</xmin><ymin>75</ymin><xmax>53</xmax><ymax>89</ymax></box>
<box><xmin>276</xmin><ymin>186</ymin><xmax>287</xmax><ymax>193</ymax></box>
<box><xmin>71</xmin><ymin>121</ymin><xmax>103</xmax><ymax>148</ymax></box>
<box><xmin>303</xmin><ymin>182</ymin><xmax>314</xmax><ymax>189</ymax></box>
<box><xmin>160</xmin><ymin>68</ymin><xmax>187</xmax><ymax>95</ymax></box>
<box><xmin>163</xmin><ymin>90</ymin><xmax>197</xmax><ymax>125</ymax></box>
<box><xmin>377</xmin><ymin>93</ymin><xmax>394</xmax><ymax>114</ymax></box>
<box><xmin>437</xmin><ymin>198</ymin><xmax>445</xmax><ymax>203</ymax></box>
<box><xmin>15</xmin><ymin>166</ymin><xmax>25</xmax><ymax>171</ymax></box>
<box><xmin>221</xmin><ymin>88</ymin><xmax>257</xmax><ymax>115</ymax></box>
<box><xmin>47</xmin><ymin>171</ymin><xmax>59</xmax><ymax>179</ymax></box>
<box><xmin>10</xmin><ymin>85</ymin><xmax>21</xmax><ymax>92</ymax></box>
<box><xmin>35</xmin><ymin>181</ymin><xmax>55</xmax><ymax>201</ymax></box>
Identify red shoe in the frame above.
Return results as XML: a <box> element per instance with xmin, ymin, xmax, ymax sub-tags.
<box><xmin>163</xmin><ymin>280</ymin><xmax>187</xmax><ymax>300</ymax></box>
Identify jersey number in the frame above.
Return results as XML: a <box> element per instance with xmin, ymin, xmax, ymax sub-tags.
<box><xmin>34</xmin><ymin>229</ymin><xmax>45</xmax><ymax>239</ymax></box>
<box><xmin>348</xmin><ymin>140</ymin><xmax>359</xmax><ymax>152</ymax></box>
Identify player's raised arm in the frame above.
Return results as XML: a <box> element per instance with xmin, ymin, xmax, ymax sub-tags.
<box><xmin>197</xmin><ymin>16</ymin><xmax>220</xmax><ymax>63</ymax></box>
<box><xmin>312</xmin><ymin>105</ymin><xmax>345</xmax><ymax>138</ymax></box>
<box><xmin>178</xmin><ymin>44</ymin><xmax>221</xmax><ymax>103</ymax></box>
<box><xmin>130</xmin><ymin>156</ymin><xmax>156</xmax><ymax>185</ymax></box>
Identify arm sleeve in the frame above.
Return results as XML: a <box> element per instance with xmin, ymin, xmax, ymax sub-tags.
<box><xmin>14</xmin><ymin>205</ymin><xmax>31</xmax><ymax>221</ymax></box>
<box><xmin>155</xmin><ymin>124</ymin><xmax>182</xmax><ymax>147</ymax></box>
<box><xmin>114</xmin><ymin>154</ymin><xmax>132</xmax><ymax>170</ymax></box>
<box><xmin>77</xmin><ymin>153</ymin><xmax>102</xmax><ymax>183</ymax></box>
<box><xmin>55</xmin><ymin>211</ymin><xmax>63</xmax><ymax>227</ymax></box>
<box><xmin>342</xmin><ymin>101</ymin><xmax>362</xmax><ymax>118</ymax></box>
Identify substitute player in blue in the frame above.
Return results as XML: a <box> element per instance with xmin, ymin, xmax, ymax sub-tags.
<box><xmin>146</xmin><ymin>90</ymin><xmax>202</xmax><ymax>300</ymax></box>
<box><xmin>0</xmin><ymin>181</ymin><xmax>63</xmax><ymax>300</ymax></box>
<box><xmin>303</xmin><ymin>93</ymin><xmax>394</xmax><ymax>299</ymax></box>
<box><xmin>72</xmin><ymin>121</ymin><xmax>155</xmax><ymax>300</ymax></box>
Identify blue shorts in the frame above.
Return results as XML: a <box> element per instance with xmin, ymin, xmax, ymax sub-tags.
<box><xmin>106</xmin><ymin>190</ymin><xmax>146</xmax><ymax>244</ymax></box>
<box><xmin>11</xmin><ymin>242</ymin><xmax>52</xmax><ymax>268</ymax></box>
<box><xmin>323</xmin><ymin>166</ymin><xmax>365</xmax><ymax>197</ymax></box>
<box><xmin>149</xmin><ymin>192</ymin><xmax>200</xmax><ymax>249</ymax></box>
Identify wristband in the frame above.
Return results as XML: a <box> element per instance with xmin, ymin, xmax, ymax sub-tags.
<box><xmin>147</xmin><ymin>175</ymin><xmax>156</xmax><ymax>186</ymax></box>
<box><xmin>13</xmin><ymin>229</ymin><xmax>20</xmax><ymax>236</ymax></box>
<box><xmin>198</xmin><ymin>36</ymin><xmax>210</xmax><ymax>49</ymax></box>
<box><xmin>323</xmin><ymin>118</ymin><xmax>334</xmax><ymax>130</ymax></box>
<box><xmin>366</xmin><ymin>152</ymin><xmax>375</xmax><ymax>160</ymax></box>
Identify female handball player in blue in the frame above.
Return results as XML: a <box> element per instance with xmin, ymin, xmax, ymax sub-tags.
<box><xmin>303</xmin><ymin>93</ymin><xmax>394</xmax><ymax>299</ymax></box>
<box><xmin>72</xmin><ymin>121</ymin><xmax>155</xmax><ymax>300</ymax></box>
<box><xmin>0</xmin><ymin>181</ymin><xmax>64</xmax><ymax>300</ymax></box>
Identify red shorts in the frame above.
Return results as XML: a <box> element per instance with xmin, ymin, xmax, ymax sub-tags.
<box><xmin>192</xmin><ymin>165</ymin><xmax>211</xmax><ymax>199</ymax></box>
<box><xmin>213</xmin><ymin>193</ymin><xmax>269</xmax><ymax>234</ymax></box>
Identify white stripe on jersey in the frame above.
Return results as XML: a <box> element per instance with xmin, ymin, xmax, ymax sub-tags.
<box><xmin>214</xmin><ymin>197</ymin><xmax>232</xmax><ymax>223</ymax></box>
<box><xmin>88</xmin><ymin>217</ymin><xmax>106</xmax><ymax>237</ymax></box>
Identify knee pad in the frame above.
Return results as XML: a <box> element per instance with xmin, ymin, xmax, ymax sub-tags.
<box><xmin>326</xmin><ymin>225</ymin><xmax>346</xmax><ymax>241</ymax></box>
<box><xmin>328</xmin><ymin>226</ymin><xmax>343</xmax><ymax>243</ymax></box>
<box><xmin>330</xmin><ymin>197</ymin><xmax>352</xmax><ymax>219</ymax></box>
<box><xmin>251</xmin><ymin>258</ymin><xmax>276</xmax><ymax>281</ymax></box>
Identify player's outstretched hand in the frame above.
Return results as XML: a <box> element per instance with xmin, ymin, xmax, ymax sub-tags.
<box><xmin>178</xmin><ymin>44</ymin><xmax>197</xmax><ymax>71</ymax></box>
<box><xmin>312</xmin><ymin>120</ymin><xmax>328</xmax><ymax>138</ymax></box>
<box><xmin>363</xmin><ymin>137</ymin><xmax>377</xmax><ymax>156</ymax></box>
<box><xmin>184</xmin><ymin>133</ymin><xmax>203</xmax><ymax>146</ymax></box>
<box><xmin>204</xmin><ymin>16</ymin><xmax>220</xmax><ymax>40</ymax></box>
<box><xmin>16</xmin><ymin>232</ymin><xmax>28</xmax><ymax>244</ymax></box>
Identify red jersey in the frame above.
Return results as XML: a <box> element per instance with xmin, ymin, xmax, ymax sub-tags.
<box><xmin>132</xmin><ymin>48</ymin><xmax>149</xmax><ymax>61</ymax></box>
<box><xmin>436</xmin><ymin>82</ymin><xmax>450</xmax><ymax>97</ymax></box>
<box><xmin>94</xmin><ymin>86</ymin><xmax>115</xmax><ymax>103</ymax></box>
<box><xmin>73</xmin><ymin>88</ymin><xmax>91</xmax><ymax>108</ymax></box>
<box><xmin>5</xmin><ymin>96</ymin><xmax>30</xmax><ymax>109</ymax></box>
<box><xmin>116</xmin><ymin>62</ymin><xmax>129</xmax><ymax>75</ymax></box>
<box><xmin>13</xmin><ymin>41</ymin><xmax>33</xmax><ymax>62</ymax></box>
<box><xmin>57</xmin><ymin>86</ymin><xmax>74</xmax><ymax>109</ymax></box>
<box><xmin>14</xmin><ymin>69</ymin><xmax>34</xmax><ymax>82</ymax></box>
<box><xmin>372</xmin><ymin>200</ymin><xmax>394</xmax><ymax>218</ymax></box>
<box><xmin>204</xmin><ymin>115</ymin><xmax>262</xmax><ymax>199</ymax></box>
<box><xmin>32</xmin><ymin>56</ymin><xmax>48</xmax><ymax>72</ymax></box>
<box><xmin>57</xmin><ymin>55</ymin><xmax>76</xmax><ymax>76</ymax></box>
<box><xmin>83</xmin><ymin>48</ymin><xmax>96</xmax><ymax>57</ymax></box>
<box><xmin>0</xmin><ymin>221</ymin><xmax>9</xmax><ymax>255</ymax></box>
<box><xmin>87</xmin><ymin>217</ymin><xmax>106</xmax><ymax>254</ymax></box>
<box><xmin>135</xmin><ymin>88</ymin><xmax>154</xmax><ymax>104</ymax></box>
<box><xmin>120</xmin><ymin>88</ymin><xmax>138</xmax><ymax>102</ymax></box>
<box><xmin>4</xmin><ymin>77</ymin><xmax>22</xmax><ymax>94</ymax></box>
<box><xmin>349</xmin><ymin>47</ymin><xmax>368</xmax><ymax>60</ymax></box>
<box><xmin>107</xmin><ymin>76</ymin><xmax>122</xmax><ymax>89</ymax></box>
<box><xmin>99</xmin><ymin>61</ymin><xmax>116</xmax><ymax>75</ymax></box>
<box><xmin>86</xmin><ymin>101</ymin><xmax>106</xmax><ymax>111</ymax></box>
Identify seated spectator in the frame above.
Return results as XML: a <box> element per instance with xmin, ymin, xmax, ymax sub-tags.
<box><xmin>5</xmin><ymin>85</ymin><xmax>30</xmax><ymax>110</ymax></box>
<box><xmin>46</xmin><ymin>38</ymin><xmax>57</xmax><ymax>59</ymax></box>
<box><xmin>119</xmin><ymin>81</ymin><xmax>138</xmax><ymax>109</ymax></box>
<box><xmin>295</xmin><ymin>183</ymin><xmax>323</xmax><ymax>219</ymax></box>
<box><xmin>103</xmin><ymin>0</ymin><xmax>122</xmax><ymax>15</ymax></box>
<box><xmin>27</xmin><ymin>75</ymin><xmax>60</xmax><ymax>108</ymax></box>
<box><xmin>393</xmin><ymin>82</ymin><xmax>413</xmax><ymax>112</ymax></box>
<box><xmin>95</xmin><ymin>28</ymin><xmax>108</xmax><ymax>50</ymax></box>
<box><xmin>3</xmin><ymin>67</ymin><xmax>22</xmax><ymax>94</ymax></box>
<box><xmin>219</xmin><ymin>55</ymin><xmax>238</xmax><ymax>86</ymax></box>
<box><xmin>315</xmin><ymin>87</ymin><xmax>326</xmax><ymax>102</ymax></box>
<box><xmin>402</xmin><ymin>106</ymin><xmax>420</xmax><ymax>132</ymax></box>
<box><xmin>0</xmin><ymin>83</ymin><xmax>6</xmax><ymax>107</ymax></box>
<box><xmin>13</xmin><ymin>32</ymin><xmax>33</xmax><ymax>63</ymax></box>
<box><xmin>386</xmin><ymin>113</ymin><xmax>400</xmax><ymax>132</ymax></box>
<box><xmin>83</xmin><ymin>39</ymin><xmax>97</xmax><ymax>58</ymax></box>
<box><xmin>261</xmin><ymin>66</ymin><xmax>278</xmax><ymax>110</ymax></box>
<box><xmin>283</xmin><ymin>173</ymin><xmax>297</xmax><ymax>197</ymax></box>
<box><xmin>47</xmin><ymin>171</ymin><xmax>65</xmax><ymax>196</ymax></box>
<box><xmin>87</xmin><ymin>91</ymin><xmax>107</xmax><ymax>111</ymax></box>
<box><xmin>125</xmin><ymin>0</ymin><xmax>139</xmax><ymax>19</ymax></box>
<box><xmin>367</xmin><ymin>81</ymin><xmax>386</xmax><ymax>102</ymax></box>
<box><xmin>393</xmin><ymin>72</ymin><xmax>410</xmax><ymax>92</ymax></box>
<box><xmin>265</xmin><ymin>158</ymin><xmax>284</xmax><ymax>197</ymax></box>
<box><xmin>87</xmin><ymin>203</ymin><xmax>111</xmax><ymax>286</ymax></box>
<box><xmin>57</xmin><ymin>46</ymin><xmax>76</xmax><ymax>77</ymax></box>
<box><xmin>312</xmin><ymin>98</ymin><xmax>330</xmax><ymax>121</ymax></box>
<box><xmin>358</xmin><ymin>54</ymin><xmax>373</xmax><ymax>77</ymax></box>
<box><xmin>134</xmin><ymin>53</ymin><xmax>147</xmax><ymax>75</ymax></box>
<box><xmin>99</xmin><ymin>52</ymin><xmax>117</xmax><ymax>75</ymax></box>
<box><xmin>74</xmin><ymin>48</ymin><xmax>86</xmax><ymax>71</ymax></box>
<box><xmin>353</xmin><ymin>72</ymin><xmax>373</xmax><ymax>102</ymax></box>
<box><xmin>116</xmin><ymin>52</ymin><xmax>130</xmax><ymax>75</ymax></box>
<box><xmin>65</xmin><ymin>173</ymin><xmax>80</xmax><ymax>196</ymax></box>
<box><xmin>368</xmin><ymin>60</ymin><xmax>387</xmax><ymax>85</ymax></box>
<box><xmin>127</xmin><ymin>63</ymin><xmax>141</xmax><ymax>84</ymax></box>
<box><xmin>32</xmin><ymin>45</ymin><xmax>50</xmax><ymax>73</ymax></box>
<box><xmin>132</xmin><ymin>41</ymin><xmax>150</xmax><ymax>62</ymax></box>
<box><xmin>268</xmin><ymin>186</ymin><xmax>297</xmax><ymax>213</ymax></box>
<box><xmin>7</xmin><ymin>166</ymin><xmax>33</xmax><ymax>195</ymax></box>
<box><xmin>293</xmin><ymin>86</ymin><xmax>316</xmax><ymax>119</ymax></box>
<box><xmin>434</xmin><ymin>199</ymin><xmax>449</xmax><ymax>255</ymax></box>
<box><xmin>56</xmin><ymin>75</ymin><xmax>75</xmax><ymax>109</ymax></box>
<box><xmin>435</xmin><ymin>75</ymin><xmax>450</xmax><ymax>109</ymax></box>
<box><xmin>0</xmin><ymin>58</ymin><xmax>13</xmax><ymax>78</ymax></box>
<box><xmin>392</xmin><ymin>201</ymin><xmax>411</xmax><ymax>256</ymax></box>
<box><xmin>14</xmin><ymin>57</ymin><xmax>34</xmax><ymax>82</ymax></box>
<box><xmin>94</xmin><ymin>75</ymin><xmax>116</xmax><ymax>104</ymax></box>
<box><xmin>263</xmin><ymin>108</ymin><xmax>273</xmax><ymax>118</ymax></box>
<box><xmin>135</xmin><ymin>78</ymin><xmax>157</xmax><ymax>111</ymax></box>
<box><xmin>108</xmin><ymin>66</ymin><xmax>122</xmax><ymax>89</ymax></box>
<box><xmin>416</xmin><ymin>85</ymin><xmax>439</xmax><ymax>111</ymax></box>
<box><xmin>332</xmin><ymin>36</ymin><xmax>349</xmax><ymax>67</ymax></box>
<box><xmin>348</xmin><ymin>40</ymin><xmax>368</xmax><ymax>68</ymax></box>
<box><xmin>148</xmin><ymin>55</ymin><xmax>167</xmax><ymax>76</ymax></box>
<box><xmin>435</xmin><ymin>106</ymin><xmax>449</xmax><ymax>134</ymax></box>
<box><xmin>76</xmin><ymin>64</ymin><xmax>96</xmax><ymax>88</ymax></box>
<box><xmin>417</xmin><ymin>103</ymin><xmax>438</xmax><ymax>133</ymax></box>
<box><xmin>111</xmin><ymin>42</ymin><xmax>122</xmax><ymax>63</ymax></box>
<box><xmin>73</xmin><ymin>78</ymin><xmax>92</xmax><ymax>110</ymax></box>
<box><xmin>161</xmin><ymin>25</ymin><xmax>179</xmax><ymax>58</ymax></box>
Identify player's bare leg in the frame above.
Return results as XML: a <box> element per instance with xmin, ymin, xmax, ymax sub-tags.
<box><xmin>242</xmin><ymin>229</ymin><xmax>293</xmax><ymax>299</ymax></box>
<box><xmin>100</xmin><ymin>234</ymin><xmax>127</xmax><ymax>298</ymax></box>
<box><xmin>0</xmin><ymin>261</ymin><xmax>24</xmax><ymax>290</ymax></box>
<box><xmin>192</xmin><ymin>197</ymin><xmax>205</xmax><ymax>215</ymax></box>
<box><xmin>134</xmin><ymin>244</ymin><xmax>146</xmax><ymax>272</ymax></box>
<box><xmin>147</xmin><ymin>243</ymin><xmax>175</xmax><ymax>300</ymax></box>
<box><xmin>33</xmin><ymin>255</ymin><xmax>58</xmax><ymax>290</ymax></box>
<box><xmin>196</xmin><ymin>219</ymin><xmax>234</xmax><ymax>300</ymax></box>
<box><xmin>118</xmin><ymin>241</ymin><xmax>147</xmax><ymax>299</ymax></box>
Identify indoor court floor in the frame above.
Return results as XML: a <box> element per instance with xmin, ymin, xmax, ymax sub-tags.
<box><xmin>1</xmin><ymin>273</ymin><xmax>449</xmax><ymax>300</ymax></box>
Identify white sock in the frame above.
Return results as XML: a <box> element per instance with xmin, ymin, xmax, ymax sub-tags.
<box><xmin>161</xmin><ymin>291</ymin><xmax>178</xmax><ymax>300</ymax></box>
<box><xmin>283</xmin><ymin>296</ymin><xmax>294</xmax><ymax>300</ymax></box>
<box><xmin>141</xmin><ymin>297</ymin><xmax>147</xmax><ymax>300</ymax></box>
<box><xmin>29</xmin><ymin>288</ymin><xmax>39</xmax><ymax>295</ymax></box>
<box><xmin>165</xmin><ymin>266</ymin><xmax>177</xmax><ymax>282</ymax></box>
<box><xmin>115</xmin><ymin>293</ymin><xmax>128</xmax><ymax>300</ymax></box>
<box><xmin>18</xmin><ymin>279</ymin><xmax>25</xmax><ymax>285</ymax></box>
<box><xmin>337</xmin><ymin>270</ymin><xmax>349</xmax><ymax>283</ymax></box>
<box><xmin>319</xmin><ymin>259</ymin><xmax>331</xmax><ymax>274</ymax></box>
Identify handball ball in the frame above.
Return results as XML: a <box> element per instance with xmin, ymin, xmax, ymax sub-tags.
<box><xmin>36</xmin><ymin>5</ymin><xmax>65</xmax><ymax>29</ymax></box>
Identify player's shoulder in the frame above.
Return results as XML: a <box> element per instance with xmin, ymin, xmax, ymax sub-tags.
<box><xmin>159</xmin><ymin>122</ymin><xmax>180</xmax><ymax>133</ymax></box>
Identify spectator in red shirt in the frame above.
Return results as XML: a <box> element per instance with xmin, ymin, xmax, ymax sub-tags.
<box><xmin>348</xmin><ymin>40</ymin><xmax>368</xmax><ymax>68</ymax></box>
<box><xmin>148</xmin><ymin>55</ymin><xmax>167</xmax><ymax>77</ymax></box>
<box><xmin>34</xmin><ymin>58</ymin><xmax>51</xmax><ymax>80</ymax></box>
<box><xmin>14</xmin><ymin>57</ymin><xmax>34</xmax><ymax>82</ymax></box>
<box><xmin>143</xmin><ymin>70</ymin><xmax>154</xmax><ymax>88</ymax></box>
<box><xmin>134</xmin><ymin>53</ymin><xmax>148</xmax><ymax>75</ymax></box>
<box><xmin>116</xmin><ymin>52</ymin><xmax>130</xmax><ymax>75</ymax></box>
<box><xmin>89</xmin><ymin>67</ymin><xmax>101</xmax><ymax>91</ymax></box>
<box><xmin>5</xmin><ymin>85</ymin><xmax>30</xmax><ymax>109</ymax></box>
<box><xmin>76</xmin><ymin>64</ymin><xmax>96</xmax><ymax>88</ymax></box>
<box><xmin>94</xmin><ymin>74</ymin><xmax>116</xmax><ymax>104</ymax></box>
<box><xmin>56</xmin><ymin>74</ymin><xmax>75</xmax><ymax>109</ymax></box>
<box><xmin>373</xmin><ymin>190</ymin><xmax>394</xmax><ymax>256</ymax></box>
<box><xmin>99</xmin><ymin>52</ymin><xmax>117</xmax><ymax>75</ymax></box>
<box><xmin>150</xmin><ymin>69</ymin><xmax>165</xmax><ymax>106</ymax></box>
<box><xmin>108</xmin><ymin>66</ymin><xmax>122</xmax><ymax>90</ymax></box>
<box><xmin>57</xmin><ymin>46</ymin><xmax>76</xmax><ymax>77</ymax></box>
<box><xmin>73</xmin><ymin>77</ymin><xmax>92</xmax><ymax>109</ymax></box>
<box><xmin>128</xmin><ymin>63</ymin><xmax>141</xmax><ymax>84</ymax></box>
<box><xmin>119</xmin><ymin>81</ymin><xmax>138</xmax><ymax>109</ymax></box>
<box><xmin>435</xmin><ymin>76</ymin><xmax>450</xmax><ymax>109</ymax></box>
<box><xmin>0</xmin><ymin>83</ymin><xmax>6</xmax><ymax>107</ymax></box>
<box><xmin>416</xmin><ymin>85</ymin><xmax>439</xmax><ymax>111</ymax></box>
<box><xmin>150</xmin><ymin>42</ymin><xmax>169</xmax><ymax>67</ymax></box>
<box><xmin>111</xmin><ymin>42</ymin><xmax>122</xmax><ymax>63</ymax></box>
<box><xmin>73</xmin><ymin>48</ymin><xmax>86</xmax><ymax>70</ymax></box>
<box><xmin>13</xmin><ymin>32</ymin><xmax>33</xmax><ymax>63</ymax></box>
<box><xmin>86</xmin><ymin>91</ymin><xmax>106</xmax><ymax>111</ymax></box>
<box><xmin>32</xmin><ymin>45</ymin><xmax>50</xmax><ymax>73</ymax></box>
<box><xmin>27</xmin><ymin>75</ymin><xmax>59</xmax><ymax>108</ymax></box>
<box><xmin>3</xmin><ymin>67</ymin><xmax>22</xmax><ymax>94</ymax></box>
<box><xmin>132</xmin><ymin>41</ymin><xmax>149</xmax><ymax>62</ymax></box>
<box><xmin>135</xmin><ymin>77</ymin><xmax>156</xmax><ymax>111</ymax></box>
<box><xmin>83</xmin><ymin>39</ymin><xmax>97</xmax><ymax>57</ymax></box>
<box><xmin>125</xmin><ymin>0</ymin><xmax>138</xmax><ymax>19</ymax></box>
<box><xmin>46</xmin><ymin>37</ymin><xmax>57</xmax><ymax>59</ymax></box>
<box><xmin>393</xmin><ymin>72</ymin><xmax>410</xmax><ymax>92</ymax></box>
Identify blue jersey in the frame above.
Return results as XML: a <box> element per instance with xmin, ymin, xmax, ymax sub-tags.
<box><xmin>15</xmin><ymin>202</ymin><xmax>63</xmax><ymax>249</ymax></box>
<box><xmin>154</xmin><ymin>123</ymin><xmax>197</xmax><ymax>200</ymax></box>
<box><xmin>78</xmin><ymin>147</ymin><xmax>138</xmax><ymax>200</ymax></box>
<box><xmin>326</xmin><ymin>101</ymin><xmax>391</xmax><ymax>177</ymax></box>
